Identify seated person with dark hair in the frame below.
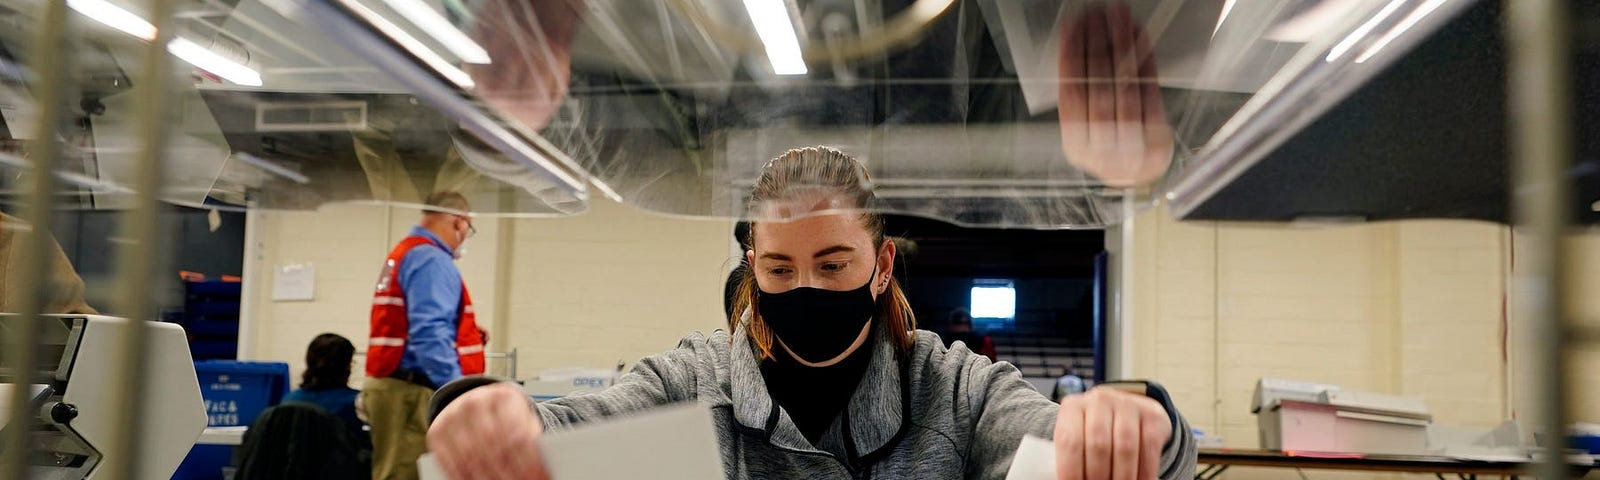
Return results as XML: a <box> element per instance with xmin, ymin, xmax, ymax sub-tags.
<box><xmin>283</xmin><ymin>333</ymin><xmax>369</xmax><ymax>447</ymax></box>
<box><xmin>722</xmin><ymin>221</ymin><xmax>751</xmax><ymax>325</ymax></box>
<box><xmin>942</xmin><ymin>308</ymin><xmax>996</xmax><ymax>361</ymax></box>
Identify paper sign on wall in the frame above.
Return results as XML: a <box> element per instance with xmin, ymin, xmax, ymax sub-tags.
<box><xmin>272</xmin><ymin>263</ymin><xmax>315</xmax><ymax>302</ymax></box>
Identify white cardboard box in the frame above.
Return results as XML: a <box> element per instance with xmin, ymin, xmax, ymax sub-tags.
<box><xmin>1250</xmin><ymin>378</ymin><xmax>1341</xmax><ymax>414</ymax></box>
<box><xmin>1259</xmin><ymin>399</ymin><xmax>1432</xmax><ymax>455</ymax></box>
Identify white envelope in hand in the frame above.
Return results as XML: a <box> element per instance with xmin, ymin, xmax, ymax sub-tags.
<box><xmin>419</xmin><ymin>401</ymin><xmax>724</xmax><ymax>480</ymax></box>
<box><xmin>1005</xmin><ymin>435</ymin><xmax>1058</xmax><ymax>480</ymax></box>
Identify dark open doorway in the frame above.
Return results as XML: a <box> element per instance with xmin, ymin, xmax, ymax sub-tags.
<box><xmin>885</xmin><ymin>215</ymin><xmax>1106</xmax><ymax>390</ymax></box>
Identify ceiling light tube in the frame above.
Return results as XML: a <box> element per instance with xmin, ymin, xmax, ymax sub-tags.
<box><xmin>742</xmin><ymin>0</ymin><xmax>808</xmax><ymax>75</ymax></box>
<box><xmin>232</xmin><ymin>152</ymin><xmax>311</xmax><ymax>184</ymax></box>
<box><xmin>380</xmin><ymin>0</ymin><xmax>491</xmax><ymax>64</ymax></box>
<box><xmin>67</xmin><ymin>0</ymin><xmax>265</xmax><ymax>87</ymax></box>
<box><xmin>1325</xmin><ymin>0</ymin><xmax>1406</xmax><ymax>62</ymax></box>
<box><xmin>67</xmin><ymin>0</ymin><xmax>156</xmax><ymax>40</ymax></box>
<box><xmin>1353</xmin><ymin>0</ymin><xmax>1449</xmax><ymax>63</ymax></box>
<box><xmin>341</xmin><ymin>0</ymin><xmax>476</xmax><ymax>88</ymax></box>
<box><xmin>168</xmin><ymin>37</ymin><xmax>263</xmax><ymax>86</ymax></box>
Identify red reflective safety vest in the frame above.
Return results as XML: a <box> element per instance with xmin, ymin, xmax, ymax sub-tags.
<box><xmin>366</xmin><ymin>235</ymin><xmax>485</xmax><ymax>379</ymax></box>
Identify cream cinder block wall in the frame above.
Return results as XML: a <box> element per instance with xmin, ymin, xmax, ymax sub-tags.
<box><xmin>1568</xmin><ymin>234</ymin><xmax>1600</xmax><ymax>423</ymax></box>
<box><xmin>503</xmin><ymin>199</ymin><xmax>732</xmax><ymax>374</ymax></box>
<box><xmin>241</xmin><ymin>198</ymin><xmax>734</xmax><ymax>385</ymax></box>
<box><xmin>1508</xmin><ymin>232</ymin><xmax>1600</xmax><ymax>425</ymax></box>
<box><xmin>243</xmin><ymin>204</ymin><xmax>373</xmax><ymax>381</ymax></box>
<box><xmin>1123</xmin><ymin>207</ymin><xmax>1511</xmax><ymax>478</ymax></box>
<box><xmin>1394</xmin><ymin>222</ymin><xmax>1509</xmax><ymax>426</ymax></box>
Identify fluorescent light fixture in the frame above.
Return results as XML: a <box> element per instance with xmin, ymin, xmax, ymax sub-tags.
<box><xmin>56</xmin><ymin>170</ymin><xmax>134</xmax><ymax>193</ymax></box>
<box><xmin>66</xmin><ymin>0</ymin><xmax>265</xmax><ymax>87</ymax></box>
<box><xmin>741</xmin><ymin>0</ymin><xmax>808</xmax><ymax>75</ymax></box>
<box><xmin>380</xmin><ymin>0</ymin><xmax>491</xmax><ymax>64</ymax></box>
<box><xmin>1213</xmin><ymin>0</ymin><xmax>1237</xmax><ymax>38</ymax></box>
<box><xmin>0</xmin><ymin>151</ymin><xmax>132</xmax><ymax>193</ymax></box>
<box><xmin>342</xmin><ymin>0</ymin><xmax>476</xmax><ymax>88</ymax></box>
<box><xmin>232</xmin><ymin>152</ymin><xmax>311</xmax><ymax>184</ymax></box>
<box><xmin>67</xmin><ymin>0</ymin><xmax>156</xmax><ymax>40</ymax></box>
<box><xmin>1354</xmin><ymin>0</ymin><xmax>1449</xmax><ymax>63</ymax></box>
<box><xmin>168</xmin><ymin>38</ymin><xmax>263</xmax><ymax>86</ymax></box>
<box><xmin>1325</xmin><ymin>0</ymin><xmax>1406</xmax><ymax>62</ymax></box>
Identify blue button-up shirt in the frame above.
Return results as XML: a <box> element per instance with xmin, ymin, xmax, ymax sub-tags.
<box><xmin>396</xmin><ymin>226</ymin><xmax>464</xmax><ymax>387</ymax></box>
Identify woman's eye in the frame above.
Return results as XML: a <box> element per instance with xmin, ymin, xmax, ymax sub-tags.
<box><xmin>767</xmin><ymin>267</ymin><xmax>792</xmax><ymax>276</ymax></box>
<box><xmin>821</xmin><ymin>263</ymin><xmax>846</xmax><ymax>272</ymax></box>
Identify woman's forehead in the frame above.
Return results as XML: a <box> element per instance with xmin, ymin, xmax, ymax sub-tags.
<box><xmin>750</xmin><ymin>212</ymin><xmax>873</xmax><ymax>255</ymax></box>
<box><xmin>751</xmin><ymin>190</ymin><xmax>853</xmax><ymax>220</ymax></box>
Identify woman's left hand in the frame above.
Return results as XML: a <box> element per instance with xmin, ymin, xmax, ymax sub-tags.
<box><xmin>463</xmin><ymin>0</ymin><xmax>584</xmax><ymax>131</ymax></box>
<box><xmin>1053</xmin><ymin>386</ymin><xmax>1172</xmax><ymax>480</ymax></box>
<box><xmin>1057</xmin><ymin>1</ymin><xmax>1173</xmax><ymax>188</ymax></box>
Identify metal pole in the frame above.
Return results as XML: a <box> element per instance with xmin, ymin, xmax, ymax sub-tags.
<box><xmin>0</xmin><ymin>0</ymin><xmax>72</xmax><ymax>476</ymax></box>
<box><xmin>1506</xmin><ymin>1</ymin><xmax>1573</xmax><ymax>480</ymax></box>
<box><xmin>509</xmin><ymin>347</ymin><xmax>518</xmax><ymax>380</ymax></box>
<box><xmin>492</xmin><ymin>191</ymin><xmax>515</xmax><ymax>357</ymax></box>
<box><xmin>99</xmin><ymin>0</ymin><xmax>177</xmax><ymax>475</ymax></box>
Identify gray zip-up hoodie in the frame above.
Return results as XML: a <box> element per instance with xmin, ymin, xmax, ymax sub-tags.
<box><xmin>444</xmin><ymin>323</ymin><xmax>1197</xmax><ymax>479</ymax></box>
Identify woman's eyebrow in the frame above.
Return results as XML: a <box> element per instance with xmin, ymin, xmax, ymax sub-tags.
<box><xmin>758</xmin><ymin>245</ymin><xmax>854</xmax><ymax>262</ymax></box>
<box><xmin>812</xmin><ymin>245</ymin><xmax>855</xmax><ymax>258</ymax></box>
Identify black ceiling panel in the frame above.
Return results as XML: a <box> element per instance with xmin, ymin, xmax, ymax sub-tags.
<box><xmin>1180</xmin><ymin>0</ymin><xmax>1600</xmax><ymax>225</ymax></box>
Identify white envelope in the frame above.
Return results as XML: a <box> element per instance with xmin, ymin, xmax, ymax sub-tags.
<box><xmin>1005</xmin><ymin>435</ymin><xmax>1058</xmax><ymax>480</ymax></box>
<box><xmin>420</xmin><ymin>401</ymin><xmax>724</xmax><ymax>480</ymax></box>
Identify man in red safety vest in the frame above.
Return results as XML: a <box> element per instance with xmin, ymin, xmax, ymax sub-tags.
<box><xmin>362</xmin><ymin>191</ymin><xmax>486</xmax><ymax>480</ymax></box>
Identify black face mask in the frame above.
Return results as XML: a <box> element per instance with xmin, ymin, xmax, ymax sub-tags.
<box><xmin>757</xmin><ymin>271</ymin><xmax>878</xmax><ymax>364</ymax></box>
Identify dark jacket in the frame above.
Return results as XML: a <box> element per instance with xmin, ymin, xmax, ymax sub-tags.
<box><xmin>236</xmin><ymin>402</ymin><xmax>370</xmax><ymax>480</ymax></box>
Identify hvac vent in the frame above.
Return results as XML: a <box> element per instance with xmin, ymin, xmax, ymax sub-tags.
<box><xmin>254</xmin><ymin>101</ymin><xmax>367</xmax><ymax>132</ymax></box>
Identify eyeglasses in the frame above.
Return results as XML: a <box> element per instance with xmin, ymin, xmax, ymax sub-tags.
<box><xmin>458</xmin><ymin>215</ymin><xmax>477</xmax><ymax>238</ymax></box>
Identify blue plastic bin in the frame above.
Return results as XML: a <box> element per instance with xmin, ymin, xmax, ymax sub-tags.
<box><xmin>185</xmin><ymin>281</ymin><xmax>243</xmax><ymax>297</ymax></box>
<box><xmin>1573</xmin><ymin>434</ymin><xmax>1600</xmax><ymax>455</ymax></box>
<box><xmin>172</xmin><ymin>361</ymin><xmax>290</xmax><ymax>480</ymax></box>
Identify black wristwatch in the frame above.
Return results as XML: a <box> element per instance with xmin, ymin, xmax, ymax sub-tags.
<box><xmin>1097</xmin><ymin>380</ymin><xmax>1180</xmax><ymax>448</ymax></box>
<box><xmin>427</xmin><ymin>375</ymin><xmax>508</xmax><ymax>424</ymax></box>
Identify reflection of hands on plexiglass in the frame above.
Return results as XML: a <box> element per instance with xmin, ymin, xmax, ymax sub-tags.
<box><xmin>465</xmin><ymin>0</ymin><xmax>583</xmax><ymax>132</ymax></box>
<box><xmin>1058</xmin><ymin>1</ymin><xmax>1173</xmax><ymax>188</ymax></box>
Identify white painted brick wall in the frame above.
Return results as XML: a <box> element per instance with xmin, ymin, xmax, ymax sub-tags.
<box><xmin>1125</xmin><ymin>209</ymin><xmax>1512</xmax><ymax>479</ymax></box>
<box><xmin>1550</xmin><ymin>234</ymin><xmax>1600</xmax><ymax>423</ymax></box>
<box><xmin>243</xmin><ymin>199</ymin><xmax>732</xmax><ymax>386</ymax></box>
<box><xmin>1395</xmin><ymin>221</ymin><xmax>1508</xmax><ymax>427</ymax></box>
<box><xmin>243</xmin><ymin>204</ymin><xmax>392</xmax><ymax>384</ymax></box>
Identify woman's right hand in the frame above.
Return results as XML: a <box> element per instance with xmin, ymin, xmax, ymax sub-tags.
<box><xmin>427</xmin><ymin>382</ymin><xmax>552</xmax><ymax>480</ymax></box>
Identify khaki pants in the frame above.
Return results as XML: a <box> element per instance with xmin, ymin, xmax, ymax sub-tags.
<box><xmin>363</xmin><ymin>377</ymin><xmax>433</xmax><ymax>480</ymax></box>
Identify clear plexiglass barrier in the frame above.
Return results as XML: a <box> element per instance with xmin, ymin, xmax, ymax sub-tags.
<box><xmin>0</xmin><ymin>0</ymin><xmax>1465</xmax><ymax>226</ymax></box>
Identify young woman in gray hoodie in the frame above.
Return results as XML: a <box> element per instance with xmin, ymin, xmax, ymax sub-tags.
<box><xmin>424</xmin><ymin>146</ymin><xmax>1197</xmax><ymax>479</ymax></box>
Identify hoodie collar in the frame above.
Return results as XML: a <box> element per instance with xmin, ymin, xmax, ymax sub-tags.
<box><xmin>730</xmin><ymin>309</ymin><xmax>906</xmax><ymax>461</ymax></box>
